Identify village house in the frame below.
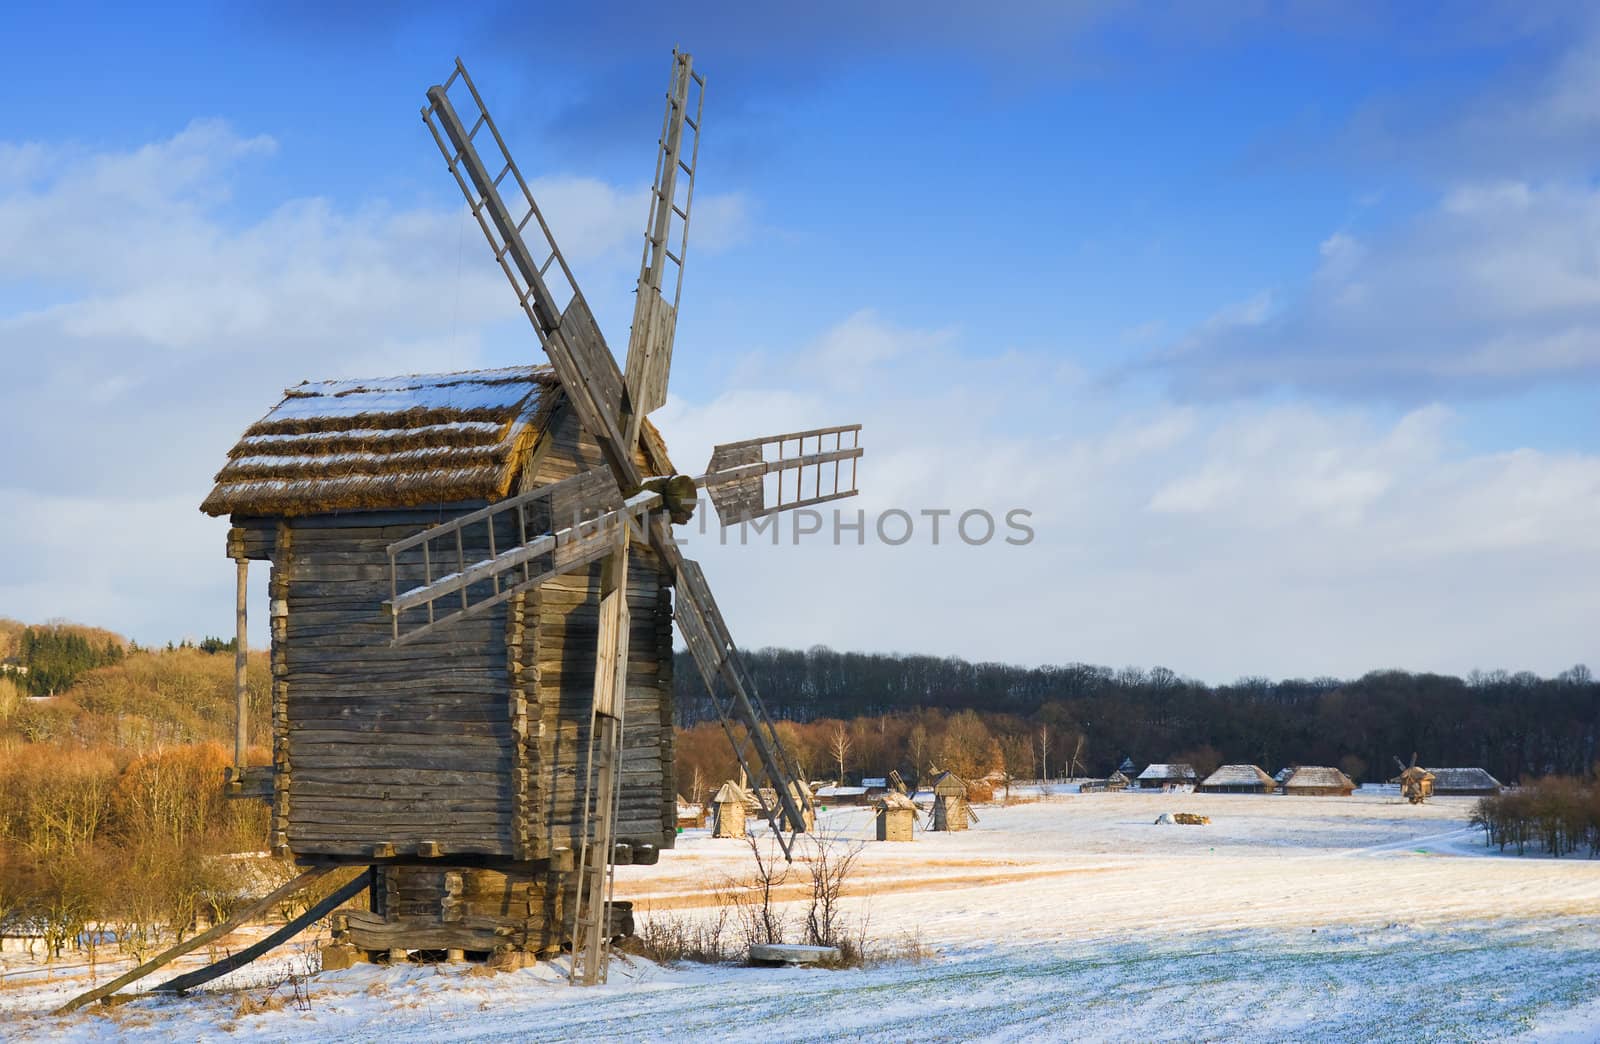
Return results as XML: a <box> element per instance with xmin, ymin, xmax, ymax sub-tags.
<box><xmin>1197</xmin><ymin>765</ymin><xmax>1277</xmax><ymax>794</ymax></box>
<box><xmin>1281</xmin><ymin>766</ymin><xmax>1357</xmax><ymax>797</ymax></box>
<box><xmin>1136</xmin><ymin>763</ymin><xmax>1198</xmax><ymax>790</ymax></box>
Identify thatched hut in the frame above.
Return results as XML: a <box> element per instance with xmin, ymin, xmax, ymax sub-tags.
<box><xmin>756</xmin><ymin>781</ymin><xmax>815</xmax><ymax>831</ymax></box>
<box><xmin>1282</xmin><ymin>766</ymin><xmax>1356</xmax><ymax>797</ymax></box>
<box><xmin>815</xmin><ymin>783</ymin><xmax>869</xmax><ymax>807</ymax></box>
<box><xmin>1426</xmin><ymin>767</ymin><xmax>1503</xmax><ymax>796</ymax></box>
<box><xmin>1197</xmin><ymin>764</ymin><xmax>1276</xmax><ymax>794</ymax></box>
<box><xmin>873</xmin><ymin>792</ymin><xmax>917</xmax><ymax>842</ymax></box>
<box><xmin>201</xmin><ymin>366</ymin><xmax>678</xmax><ymax>960</ymax></box>
<box><xmin>712</xmin><ymin>781</ymin><xmax>752</xmax><ymax>839</ymax></box>
<box><xmin>675</xmin><ymin>795</ymin><xmax>706</xmax><ymax>830</ymax></box>
<box><xmin>1135</xmin><ymin>763</ymin><xmax>1197</xmax><ymax>790</ymax></box>
<box><xmin>1105</xmin><ymin>770</ymin><xmax>1132</xmax><ymax>792</ymax></box>
<box><xmin>928</xmin><ymin>771</ymin><xmax>974</xmax><ymax>831</ymax></box>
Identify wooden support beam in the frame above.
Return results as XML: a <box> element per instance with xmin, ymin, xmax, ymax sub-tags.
<box><xmin>153</xmin><ymin>871</ymin><xmax>368</xmax><ymax>994</ymax></box>
<box><xmin>53</xmin><ymin>866</ymin><xmax>337</xmax><ymax>1014</ymax></box>
<box><xmin>234</xmin><ymin>556</ymin><xmax>249</xmax><ymax>769</ymax></box>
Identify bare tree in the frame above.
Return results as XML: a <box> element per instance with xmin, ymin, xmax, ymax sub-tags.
<box><xmin>1067</xmin><ymin>734</ymin><xmax>1086</xmax><ymax>780</ymax></box>
<box><xmin>1037</xmin><ymin>724</ymin><xmax>1050</xmax><ymax>781</ymax></box>
<box><xmin>908</xmin><ymin>724</ymin><xmax>929</xmax><ymax>787</ymax></box>
<box><xmin>828</xmin><ymin>722</ymin><xmax>852</xmax><ymax>783</ymax></box>
<box><xmin>736</xmin><ymin>833</ymin><xmax>790</xmax><ymax>946</ymax></box>
<box><xmin>803</xmin><ymin>830</ymin><xmax>863</xmax><ymax>950</ymax></box>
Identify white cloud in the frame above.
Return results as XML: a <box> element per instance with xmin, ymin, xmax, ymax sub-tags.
<box><xmin>1156</xmin><ymin>180</ymin><xmax>1600</xmax><ymax>397</ymax></box>
<box><xmin>4</xmin><ymin>122</ymin><xmax>1597</xmax><ymax>685</ymax></box>
<box><xmin>655</xmin><ymin>314</ymin><xmax>1600</xmax><ymax>682</ymax></box>
<box><xmin>0</xmin><ymin>120</ymin><xmax>743</xmax><ymax>644</ymax></box>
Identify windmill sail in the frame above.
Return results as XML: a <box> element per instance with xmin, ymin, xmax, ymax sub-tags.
<box><xmin>423</xmin><ymin>56</ymin><xmax>818</xmax><ymax>867</ymax></box>
<box><xmin>702</xmin><ymin>424</ymin><xmax>863</xmax><ymax>523</ymax></box>
<box><xmin>624</xmin><ymin>50</ymin><xmax>704</xmax><ymax>434</ymax></box>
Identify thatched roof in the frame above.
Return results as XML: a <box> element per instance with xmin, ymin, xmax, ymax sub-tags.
<box><xmin>1283</xmin><ymin>766</ymin><xmax>1356</xmax><ymax>791</ymax></box>
<box><xmin>1199</xmin><ymin>764</ymin><xmax>1276</xmax><ymax>789</ymax></box>
<box><xmin>1425</xmin><ymin>767</ymin><xmax>1503</xmax><ymax>792</ymax></box>
<box><xmin>202</xmin><ymin>367</ymin><xmax>559</xmax><ymax>516</ymax></box>
<box><xmin>874</xmin><ymin>792</ymin><xmax>917</xmax><ymax>812</ymax></box>
<box><xmin>1137</xmin><ymin>763</ymin><xmax>1197</xmax><ymax>782</ymax></box>
<box><xmin>202</xmin><ymin>365</ymin><xmax>677</xmax><ymax>518</ymax></box>
<box><xmin>713</xmin><ymin>781</ymin><xmax>752</xmax><ymax>804</ymax></box>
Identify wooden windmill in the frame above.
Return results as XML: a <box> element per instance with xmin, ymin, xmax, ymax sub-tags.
<box><xmin>190</xmin><ymin>50</ymin><xmax>861</xmax><ymax>987</ymax></box>
<box><xmin>1391</xmin><ymin>753</ymin><xmax>1435</xmax><ymax>805</ymax></box>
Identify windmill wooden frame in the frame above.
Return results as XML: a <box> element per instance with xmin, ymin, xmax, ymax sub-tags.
<box><xmin>199</xmin><ymin>50</ymin><xmax>862</xmax><ymax>985</ymax></box>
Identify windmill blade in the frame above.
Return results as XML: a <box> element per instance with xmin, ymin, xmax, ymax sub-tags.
<box><xmin>700</xmin><ymin>424</ymin><xmax>863</xmax><ymax>524</ymax></box>
<box><xmin>423</xmin><ymin>60</ymin><xmax>636</xmax><ymax>489</ymax></box>
<box><xmin>623</xmin><ymin>50</ymin><xmax>705</xmax><ymax>442</ymax></box>
<box><xmin>673</xmin><ymin>557</ymin><xmax>814</xmax><ymax>854</ymax></box>
<box><xmin>382</xmin><ymin>468</ymin><xmax>657</xmax><ymax>645</ymax></box>
<box><xmin>424</xmin><ymin>56</ymin><xmax>817</xmax><ymax>862</ymax></box>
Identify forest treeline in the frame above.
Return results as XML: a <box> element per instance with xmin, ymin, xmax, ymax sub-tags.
<box><xmin>674</xmin><ymin>647</ymin><xmax>1600</xmax><ymax>788</ymax></box>
<box><xmin>0</xmin><ymin>623</ymin><xmax>274</xmax><ymax>959</ymax></box>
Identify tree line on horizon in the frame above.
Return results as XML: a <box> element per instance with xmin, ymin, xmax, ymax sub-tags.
<box><xmin>673</xmin><ymin>647</ymin><xmax>1600</xmax><ymax>787</ymax></box>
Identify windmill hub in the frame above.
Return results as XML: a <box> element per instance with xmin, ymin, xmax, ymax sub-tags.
<box><xmin>640</xmin><ymin>474</ymin><xmax>699</xmax><ymax>526</ymax></box>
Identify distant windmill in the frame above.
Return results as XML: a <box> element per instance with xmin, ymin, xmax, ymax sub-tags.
<box><xmin>1391</xmin><ymin>753</ymin><xmax>1435</xmax><ymax>804</ymax></box>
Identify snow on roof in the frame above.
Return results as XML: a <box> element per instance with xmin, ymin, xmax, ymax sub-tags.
<box><xmin>861</xmin><ymin>777</ymin><xmax>888</xmax><ymax>788</ymax></box>
<box><xmin>202</xmin><ymin>367</ymin><xmax>559</xmax><ymax>517</ymax></box>
<box><xmin>1137</xmin><ymin>763</ymin><xmax>1197</xmax><ymax>781</ymax></box>
<box><xmin>1200</xmin><ymin>764</ymin><xmax>1276</xmax><ymax>789</ymax></box>
<box><xmin>1283</xmin><ymin>766</ymin><xmax>1356</xmax><ymax>791</ymax></box>
<box><xmin>874</xmin><ymin>792</ymin><xmax>917</xmax><ymax>811</ymax></box>
<box><xmin>713</xmin><ymin>781</ymin><xmax>752</xmax><ymax>803</ymax></box>
<box><xmin>203</xmin><ymin>365</ymin><xmax>674</xmax><ymax>517</ymax></box>
<box><xmin>1425</xmin><ymin>767</ymin><xmax>1503</xmax><ymax>791</ymax></box>
<box><xmin>816</xmin><ymin>785</ymin><xmax>867</xmax><ymax>797</ymax></box>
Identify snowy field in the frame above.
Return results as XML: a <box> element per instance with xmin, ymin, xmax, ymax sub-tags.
<box><xmin>5</xmin><ymin>789</ymin><xmax>1600</xmax><ymax>1042</ymax></box>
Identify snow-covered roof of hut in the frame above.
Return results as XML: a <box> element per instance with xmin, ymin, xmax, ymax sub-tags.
<box><xmin>1274</xmin><ymin>767</ymin><xmax>1294</xmax><ymax>783</ymax></box>
<box><xmin>816</xmin><ymin>784</ymin><xmax>867</xmax><ymax>798</ymax></box>
<box><xmin>1424</xmin><ymin>767</ymin><xmax>1503</xmax><ymax>791</ymax></box>
<box><xmin>1137</xmin><ymin>763</ymin><xmax>1197</xmax><ymax>781</ymax></box>
<box><xmin>201</xmin><ymin>365</ymin><xmax>670</xmax><ymax>517</ymax></box>
<box><xmin>874</xmin><ymin>792</ymin><xmax>917</xmax><ymax>811</ymax></box>
<box><xmin>713</xmin><ymin>781</ymin><xmax>752</xmax><ymax>804</ymax></box>
<box><xmin>861</xmin><ymin>777</ymin><xmax>888</xmax><ymax>788</ymax></box>
<box><xmin>1200</xmin><ymin>764</ymin><xmax>1276</xmax><ymax>788</ymax></box>
<box><xmin>1283</xmin><ymin>766</ymin><xmax>1355</xmax><ymax>791</ymax></box>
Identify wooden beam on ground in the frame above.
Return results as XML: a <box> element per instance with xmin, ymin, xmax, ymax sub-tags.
<box><xmin>53</xmin><ymin>866</ymin><xmax>336</xmax><ymax>1014</ymax></box>
<box><xmin>153</xmin><ymin>869</ymin><xmax>368</xmax><ymax>994</ymax></box>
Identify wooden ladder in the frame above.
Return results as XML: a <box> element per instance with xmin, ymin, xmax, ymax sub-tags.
<box><xmin>569</xmin><ymin>544</ymin><xmax>630</xmax><ymax>986</ymax></box>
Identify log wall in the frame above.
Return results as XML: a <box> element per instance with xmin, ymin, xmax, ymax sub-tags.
<box><xmin>255</xmin><ymin>398</ymin><xmax>677</xmax><ymax>865</ymax></box>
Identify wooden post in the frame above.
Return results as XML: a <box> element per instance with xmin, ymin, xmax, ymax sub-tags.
<box><xmin>234</xmin><ymin>556</ymin><xmax>249</xmax><ymax>769</ymax></box>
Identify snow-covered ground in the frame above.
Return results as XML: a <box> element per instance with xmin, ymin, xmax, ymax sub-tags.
<box><xmin>5</xmin><ymin>790</ymin><xmax>1600</xmax><ymax>1042</ymax></box>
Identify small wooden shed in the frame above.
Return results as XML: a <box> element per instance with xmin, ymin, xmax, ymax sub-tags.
<box><xmin>928</xmin><ymin>771</ymin><xmax>974</xmax><ymax>831</ymax></box>
<box><xmin>1136</xmin><ymin>763</ymin><xmax>1198</xmax><ymax>790</ymax></box>
<box><xmin>873</xmin><ymin>792</ymin><xmax>917</xmax><ymax>842</ymax></box>
<box><xmin>712</xmin><ymin>781</ymin><xmax>752</xmax><ymax>838</ymax></box>
<box><xmin>1198</xmin><ymin>764</ymin><xmax>1277</xmax><ymax>794</ymax></box>
<box><xmin>1281</xmin><ymin>766</ymin><xmax>1356</xmax><ymax>797</ymax></box>
<box><xmin>1105</xmin><ymin>770</ymin><xmax>1132</xmax><ymax>792</ymax></box>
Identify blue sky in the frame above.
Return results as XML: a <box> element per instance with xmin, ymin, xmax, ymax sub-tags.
<box><xmin>3</xmin><ymin>2</ymin><xmax>1598</xmax><ymax>681</ymax></box>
